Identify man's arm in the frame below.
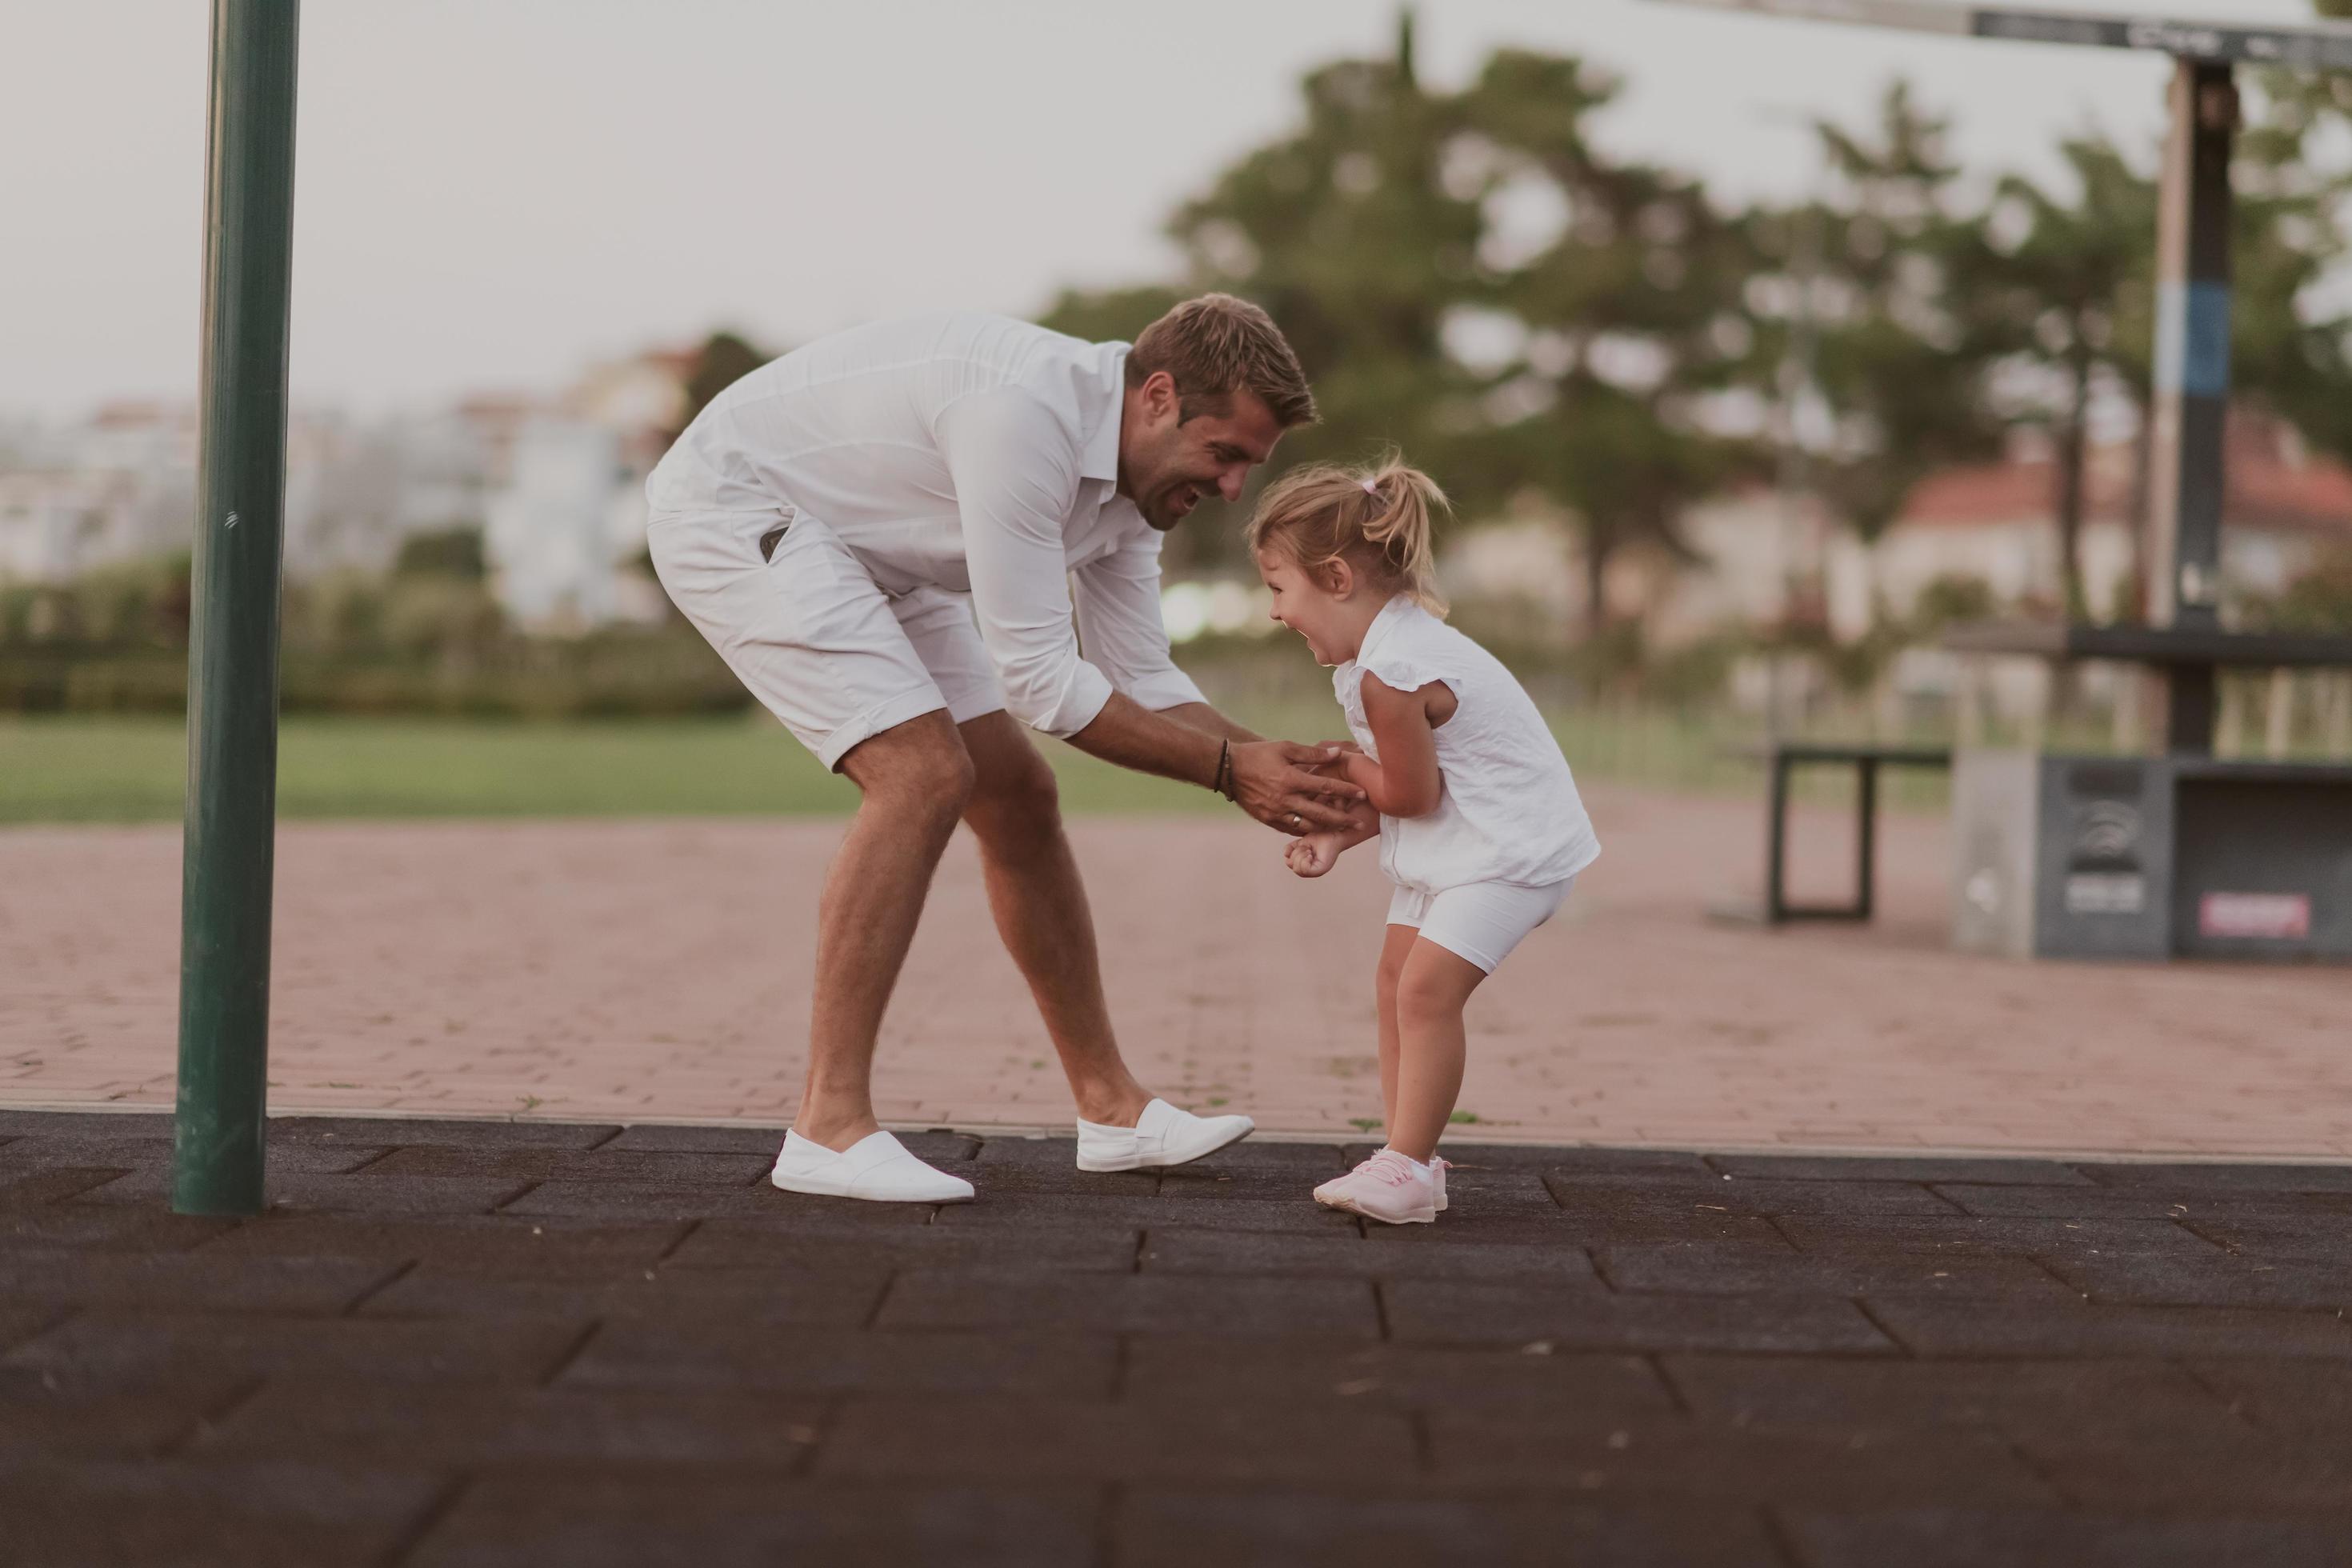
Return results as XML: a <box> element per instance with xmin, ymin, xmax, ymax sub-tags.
<box><xmin>935</xmin><ymin>396</ymin><xmax>1357</xmax><ymax>831</ymax></box>
<box><xmin>1064</xmin><ymin>693</ymin><xmax>1362</xmax><ymax>833</ymax></box>
<box><xmin>1070</xmin><ymin>535</ymin><xmax>1216</xmax><ymax>709</ymax></box>
<box><xmin>1070</xmin><ymin>538</ymin><xmax>1266</xmax><ymax>746</ymax></box>
<box><xmin>936</xmin><ymin>391</ymin><xmax>1119</xmax><ymax>738</ymax></box>
<box><xmin>1156</xmin><ymin>701</ymin><xmax>1261</xmax><ymax>745</ymax></box>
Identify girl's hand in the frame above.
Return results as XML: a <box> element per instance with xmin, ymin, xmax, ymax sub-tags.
<box><xmin>1286</xmin><ymin>831</ymin><xmax>1345</xmax><ymax>878</ymax></box>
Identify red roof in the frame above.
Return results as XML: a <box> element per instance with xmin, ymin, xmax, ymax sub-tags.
<box><xmin>1902</xmin><ymin>460</ymin><xmax>2127</xmax><ymax>528</ymax></box>
<box><xmin>1898</xmin><ymin>415</ymin><xmax>2352</xmax><ymax>541</ymax></box>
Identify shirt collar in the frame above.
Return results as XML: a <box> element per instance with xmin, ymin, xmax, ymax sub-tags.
<box><xmin>1078</xmin><ymin>343</ymin><xmax>1127</xmax><ymax>484</ymax></box>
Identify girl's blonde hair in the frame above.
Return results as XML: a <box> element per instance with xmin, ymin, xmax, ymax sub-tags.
<box><xmin>1245</xmin><ymin>454</ymin><xmax>1450</xmax><ymax>615</ymax></box>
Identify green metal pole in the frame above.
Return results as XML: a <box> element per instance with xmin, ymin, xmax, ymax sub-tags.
<box><xmin>173</xmin><ymin>0</ymin><xmax>300</xmax><ymax>1216</ymax></box>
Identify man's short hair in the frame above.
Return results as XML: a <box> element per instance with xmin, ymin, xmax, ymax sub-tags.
<box><xmin>1126</xmin><ymin>294</ymin><xmax>1318</xmax><ymax>428</ymax></box>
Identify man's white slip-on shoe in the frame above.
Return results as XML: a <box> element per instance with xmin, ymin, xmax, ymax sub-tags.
<box><xmin>769</xmin><ymin>1130</ymin><xmax>974</xmax><ymax>1203</ymax></box>
<box><xmin>1074</xmin><ymin>1098</ymin><xmax>1254</xmax><ymax>1173</ymax></box>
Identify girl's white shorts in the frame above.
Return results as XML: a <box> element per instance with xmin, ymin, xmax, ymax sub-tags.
<box><xmin>1386</xmin><ymin>875</ymin><xmax>1576</xmax><ymax>974</ymax></box>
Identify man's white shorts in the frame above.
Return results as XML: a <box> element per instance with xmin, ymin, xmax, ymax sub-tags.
<box><xmin>647</xmin><ymin>510</ymin><xmax>1005</xmax><ymax>769</ymax></box>
<box><xmin>1386</xmin><ymin>876</ymin><xmax>1576</xmax><ymax>974</ymax></box>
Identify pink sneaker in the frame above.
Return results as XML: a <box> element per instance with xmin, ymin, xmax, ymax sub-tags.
<box><xmin>1432</xmin><ymin>1156</ymin><xmax>1450</xmax><ymax>1212</ymax></box>
<box><xmin>1314</xmin><ymin>1150</ymin><xmax>1438</xmax><ymax>1225</ymax></box>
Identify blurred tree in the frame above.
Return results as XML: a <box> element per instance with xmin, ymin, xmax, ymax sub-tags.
<box><xmin>281</xmin><ymin>569</ymin><xmax>385</xmax><ymax>660</ymax></box>
<box><xmin>382</xmin><ymin>576</ymin><xmax>506</xmax><ymax>670</ymax></box>
<box><xmin>1753</xmin><ymin>84</ymin><xmax>2006</xmax><ymax>626</ymax></box>
<box><xmin>1167</xmin><ymin>13</ymin><xmax>1482</xmax><ymax>472</ymax></box>
<box><xmin>1966</xmin><ymin>86</ymin><xmax>2352</xmax><ymax>621</ymax></box>
<box><xmin>1034</xmin><ymin>284</ymin><xmax>1186</xmax><ymax>349</ymax></box>
<box><xmin>1041</xmin><ymin>14</ymin><xmax>1483</xmax><ymax>574</ymax></box>
<box><xmin>671</xmin><ymin>330</ymin><xmax>771</xmax><ymax>443</ymax></box>
<box><xmin>392</xmin><ymin>525</ymin><xmax>488</xmax><ymax>582</ymax></box>
<box><xmin>2227</xmin><ymin>58</ymin><xmax>2352</xmax><ymax>471</ymax></box>
<box><xmin>1461</xmin><ymin>48</ymin><xmax>1757</xmax><ymax>632</ymax></box>
<box><xmin>1042</xmin><ymin>19</ymin><xmax>1754</xmax><ymax>626</ymax></box>
<box><xmin>1965</xmin><ymin>134</ymin><xmax>2155</xmax><ymax>618</ymax></box>
<box><xmin>2262</xmin><ymin>547</ymin><xmax>2352</xmax><ymax>632</ymax></box>
<box><xmin>1908</xmin><ymin>570</ymin><xmax>2003</xmax><ymax>636</ymax></box>
<box><xmin>7</xmin><ymin>555</ymin><xmax>194</xmax><ymax>651</ymax></box>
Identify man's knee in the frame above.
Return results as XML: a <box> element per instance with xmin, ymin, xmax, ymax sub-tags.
<box><xmin>968</xmin><ymin>748</ymin><xmax>1061</xmax><ymax>838</ymax></box>
<box><xmin>958</xmin><ymin>714</ymin><xmax>1062</xmax><ymax>844</ymax></box>
<box><xmin>915</xmin><ymin>747</ymin><xmax>980</xmax><ymax>823</ymax></box>
<box><xmin>842</xmin><ymin>716</ymin><xmax>975</xmax><ymax>831</ymax></box>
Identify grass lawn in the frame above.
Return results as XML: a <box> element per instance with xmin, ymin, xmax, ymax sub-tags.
<box><xmin>0</xmin><ymin>713</ymin><xmax>1231</xmax><ymax>824</ymax></box>
<box><xmin>0</xmin><ymin>706</ymin><xmax>1937</xmax><ymax>825</ymax></box>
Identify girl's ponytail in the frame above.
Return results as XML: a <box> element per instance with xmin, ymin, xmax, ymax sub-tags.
<box><xmin>1246</xmin><ymin>451</ymin><xmax>1450</xmax><ymax>615</ymax></box>
<box><xmin>1358</xmin><ymin>458</ymin><xmax>1448</xmax><ymax>615</ymax></box>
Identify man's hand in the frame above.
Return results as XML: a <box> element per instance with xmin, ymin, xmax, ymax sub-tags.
<box><xmin>1229</xmin><ymin>739</ymin><xmax>1365</xmax><ymax>836</ymax></box>
<box><xmin>1285</xmin><ymin>831</ymin><xmax>1346</xmax><ymax>878</ymax></box>
<box><xmin>1060</xmin><ymin>695</ymin><xmax>1359</xmax><ymax>834</ymax></box>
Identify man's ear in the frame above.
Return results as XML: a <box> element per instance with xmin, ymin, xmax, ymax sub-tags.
<box><xmin>1142</xmin><ymin>369</ymin><xmax>1179</xmax><ymax>423</ymax></box>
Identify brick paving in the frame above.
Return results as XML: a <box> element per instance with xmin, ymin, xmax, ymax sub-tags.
<box><xmin>9</xmin><ymin>1110</ymin><xmax>2352</xmax><ymax>1566</ymax></box>
<box><xmin>6</xmin><ymin>786</ymin><xmax>2352</xmax><ymax>1157</ymax></box>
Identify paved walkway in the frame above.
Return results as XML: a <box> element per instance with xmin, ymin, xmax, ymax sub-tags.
<box><xmin>5</xmin><ymin>788</ymin><xmax>2351</xmax><ymax>1158</ymax></box>
<box><xmin>7</xmin><ymin>1109</ymin><xmax>2352</xmax><ymax>1566</ymax></box>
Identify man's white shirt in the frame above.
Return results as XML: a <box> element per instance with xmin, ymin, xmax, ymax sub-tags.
<box><xmin>646</xmin><ymin>311</ymin><xmax>1206</xmax><ymax>738</ymax></box>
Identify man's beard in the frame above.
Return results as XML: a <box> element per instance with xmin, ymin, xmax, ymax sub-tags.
<box><xmin>1145</xmin><ymin>478</ymin><xmax>1204</xmax><ymax>531</ymax></box>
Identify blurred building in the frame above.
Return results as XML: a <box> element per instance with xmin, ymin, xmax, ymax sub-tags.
<box><xmin>478</xmin><ymin>347</ymin><xmax>689</xmax><ymax>631</ymax></box>
<box><xmin>562</xmin><ymin>347</ymin><xmax>693</xmax><ymax>471</ymax></box>
<box><xmin>0</xmin><ymin>344</ymin><xmax>694</xmax><ymax>630</ymax></box>
<box><xmin>484</xmin><ymin>417</ymin><xmax>662</xmax><ymax>630</ymax></box>
<box><xmin>1447</xmin><ymin>413</ymin><xmax>2352</xmax><ymax>650</ymax></box>
<box><xmin>0</xmin><ymin>402</ymin><xmax>410</xmax><ymax>583</ymax></box>
<box><xmin>0</xmin><ymin>466</ymin><xmax>154</xmax><ymax>582</ymax></box>
<box><xmin>0</xmin><ymin>403</ymin><xmax>195</xmax><ymax>583</ymax></box>
<box><xmin>1868</xmin><ymin>415</ymin><xmax>2352</xmax><ymax>629</ymax></box>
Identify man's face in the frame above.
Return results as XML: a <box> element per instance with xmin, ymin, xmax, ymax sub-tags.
<box><xmin>1118</xmin><ymin>373</ymin><xmax>1286</xmax><ymax>532</ymax></box>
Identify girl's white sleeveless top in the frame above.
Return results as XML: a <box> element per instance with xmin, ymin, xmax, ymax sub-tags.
<box><xmin>1334</xmin><ymin>597</ymin><xmax>1600</xmax><ymax>894</ymax></box>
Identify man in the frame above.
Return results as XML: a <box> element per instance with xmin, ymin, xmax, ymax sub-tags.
<box><xmin>646</xmin><ymin>296</ymin><xmax>1358</xmax><ymax>1202</ymax></box>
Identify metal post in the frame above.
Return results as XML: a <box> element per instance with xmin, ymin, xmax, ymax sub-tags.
<box><xmin>1765</xmin><ymin>752</ymin><xmax>1790</xmax><ymax>924</ymax></box>
<box><xmin>2145</xmin><ymin>58</ymin><xmax>2235</xmax><ymax>756</ymax></box>
<box><xmin>173</xmin><ymin>0</ymin><xmax>300</xmax><ymax>1216</ymax></box>
<box><xmin>1854</xmin><ymin>758</ymin><xmax>1878</xmax><ymax>922</ymax></box>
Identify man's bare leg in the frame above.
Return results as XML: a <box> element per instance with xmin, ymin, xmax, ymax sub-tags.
<box><xmin>793</xmin><ymin>711</ymin><xmax>974</xmax><ymax>1151</ymax></box>
<box><xmin>957</xmin><ymin>712</ymin><xmax>1150</xmax><ymax>1127</ymax></box>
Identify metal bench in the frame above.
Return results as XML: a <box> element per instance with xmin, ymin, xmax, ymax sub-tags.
<box><xmin>1722</xmin><ymin>742</ymin><xmax>1954</xmax><ymax>925</ymax></box>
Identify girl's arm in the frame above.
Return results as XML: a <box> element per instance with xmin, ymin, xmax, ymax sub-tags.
<box><xmin>1346</xmin><ymin>674</ymin><xmax>1452</xmax><ymax>818</ymax></box>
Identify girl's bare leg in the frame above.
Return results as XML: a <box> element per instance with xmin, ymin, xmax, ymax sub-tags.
<box><xmin>1387</xmin><ymin>937</ymin><xmax>1487</xmax><ymax>1163</ymax></box>
<box><xmin>1373</xmin><ymin>924</ymin><xmax>1417</xmax><ymax>1138</ymax></box>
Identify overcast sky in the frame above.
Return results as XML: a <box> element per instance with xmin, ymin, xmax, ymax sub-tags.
<box><xmin>0</xmin><ymin>0</ymin><xmax>2322</xmax><ymax>416</ymax></box>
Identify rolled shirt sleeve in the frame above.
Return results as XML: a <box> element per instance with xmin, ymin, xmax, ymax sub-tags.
<box><xmin>934</xmin><ymin>390</ymin><xmax>1116</xmax><ymax>738</ymax></box>
<box><xmin>1074</xmin><ymin>530</ymin><xmax>1207</xmax><ymax>712</ymax></box>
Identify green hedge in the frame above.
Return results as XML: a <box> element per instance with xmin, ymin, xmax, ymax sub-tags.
<box><xmin>0</xmin><ymin>637</ymin><xmax>756</xmax><ymax>719</ymax></box>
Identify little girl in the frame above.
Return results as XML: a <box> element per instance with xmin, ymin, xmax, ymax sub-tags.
<box><xmin>1249</xmin><ymin>458</ymin><xmax>1600</xmax><ymax>1224</ymax></box>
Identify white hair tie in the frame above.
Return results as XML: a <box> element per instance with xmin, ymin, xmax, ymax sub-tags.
<box><xmin>1360</xmin><ymin>479</ymin><xmax>1380</xmax><ymax>497</ymax></box>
